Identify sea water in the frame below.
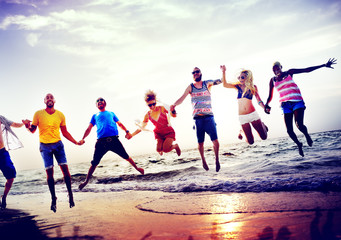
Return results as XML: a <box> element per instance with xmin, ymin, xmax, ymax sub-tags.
<box><xmin>2</xmin><ymin>130</ymin><xmax>341</xmax><ymax>196</ymax></box>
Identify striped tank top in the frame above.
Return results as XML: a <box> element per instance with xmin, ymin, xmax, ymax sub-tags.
<box><xmin>190</xmin><ymin>81</ymin><xmax>213</xmax><ymax>117</ymax></box>
<box><xmin>274</xmin><ymin>74</ymin><xmax>303</xmax><ymax>103</ymax></box>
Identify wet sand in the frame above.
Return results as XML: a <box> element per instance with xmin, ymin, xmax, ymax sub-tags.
<box><xmin>1</xmin><ymin>191</ymin><xmax>341</xmax><ymax>239</ymax></box>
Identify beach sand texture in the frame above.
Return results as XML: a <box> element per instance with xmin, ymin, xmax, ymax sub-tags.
<box><xmin>1</xmin><ymin>191</ymin><xmax>340</xmax><ymax>240</ymax></box>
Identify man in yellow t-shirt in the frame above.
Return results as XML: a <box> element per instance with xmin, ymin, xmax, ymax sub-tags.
<box><xmin>23</xmin><ymin>93</ymin><xmax>82</xmax><ymax>213</ymax></box>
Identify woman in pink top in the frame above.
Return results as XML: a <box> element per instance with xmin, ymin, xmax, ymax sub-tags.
<box><xmin>130</xmin><ymin>90</ymin><xmax>181</xmax><ymax>156</ymax></box>
<box><xmin>265</xmin><ymin>58</ymin><xmax>337</xmax><ymax>156</ymax></box>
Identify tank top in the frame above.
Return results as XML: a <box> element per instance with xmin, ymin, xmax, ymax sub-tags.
<box><xmin>274</xmin><ymin>74</ymin><xmax>303</xmax><ymax>103</ymax></box>
<box><xmin>148</xmin><ymin>108</ymin><xmax>170</xmax><ymax>131</ymax></box>
<box><xmin>190</xmin><ymin>81</ymin><xmax>213</xmax><ymax>117</ymax></box>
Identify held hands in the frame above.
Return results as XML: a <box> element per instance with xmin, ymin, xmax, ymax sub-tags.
<box><xmin>77</xmin><ymin>139</ymin><xmax>85</xmax><ymax>145</ymax></box>
<box><xmin>125</xmin><ymin>132</ymin><xmax>132</xmax><ymax>140</ymax></box>
<box><xmin>264</xmin><ymin>104</ymin><xmax>271</xmax><ymax>114</ymax></box>
<box><xmin>170</xmin><ymin>105</ymin><xmax>176</xmax><ymax>113</ymax></box>
<box><xmin>325</xmin><ymin>58</ymin><xmax>337</xmax><ymax>69</ymax></box>
<box><xmin>22</xmin><ymin>119</ymin><xmax>31</xmax><ymax>128</ymax></box>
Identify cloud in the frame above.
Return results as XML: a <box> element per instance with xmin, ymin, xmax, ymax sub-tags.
<box><xmin>26</xmin><ymin>32</ymin><xmax>40</xmax><ymax>46</ymax></box>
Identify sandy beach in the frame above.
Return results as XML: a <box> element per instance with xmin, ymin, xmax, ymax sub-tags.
<box><xmin>1</xmin><ymin>190</ymin><xmax>340</xmax><ymax>239</ymax></box>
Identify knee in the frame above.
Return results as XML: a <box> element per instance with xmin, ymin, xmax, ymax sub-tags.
<box><xmin>247</xmin><ymin>139</ymin><xmax>254</xmax><ymax>145</ymax></box>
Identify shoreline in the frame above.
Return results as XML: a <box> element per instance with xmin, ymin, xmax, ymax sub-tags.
<box><xmin>1</xmin><ymin>191</ymin><xmax>341</xmax><ymax>239</ymax></box>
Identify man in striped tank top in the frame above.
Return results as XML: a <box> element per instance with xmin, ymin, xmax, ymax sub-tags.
<box><xmin>265</xmin><ymin>58</ymin><xmax>337</xmax><ymax>157</ymax></box>
<box><xmin>171</xmin><ymin>67</ymin><xmax>223</xmax><ymax>172</ymax></box>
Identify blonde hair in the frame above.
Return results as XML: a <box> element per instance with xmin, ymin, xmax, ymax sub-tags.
<box><xmin>239</xmin><ymin>69</ymin><xmax>256</xmax><ymax>96</ymax></box>
<box><xmin>144</xmin><ymin>89</ymin><xmax>157</xmax><ymax>102</ymax></box>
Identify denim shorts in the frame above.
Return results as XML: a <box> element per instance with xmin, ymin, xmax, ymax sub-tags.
<box><xmin>0</xmin><ymin>148</ymin><xmax>16</xmax><ymax>179</ymax></box>
<box><xmin>40</xmin><ymin>141</ymin><xmax>67</xmax><ymax>169</ymax></box>
<box><xmin>194</xmin><ymin>115</ymin><xmax>218</xmax><ymax>143</ymax></box>
<box><xmin>281</xmin><ymin>100</ymin><xmax>306</xmax><ymax>114</ymax></box>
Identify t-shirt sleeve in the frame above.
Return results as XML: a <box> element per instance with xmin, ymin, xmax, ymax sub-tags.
<box><xmin>90</xmin><ymin>114</ymin><xmax>96</xmax><ymax>126</ymax></box>
<box><xmin>112</xmin><ymin>112</ymin><xmax>119</xmax><ymax>123</ymax></box>
<box><xmin>32</xmin><ymin>111</ymin><xmax>39</xmax><ymax>126</ymax></box>
<box><xmin>60</xmin><ymin>112</ymin><xmax>66</xmax><ymax>126</ymax></box>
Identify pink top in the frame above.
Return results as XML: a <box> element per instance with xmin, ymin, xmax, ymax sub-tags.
<box><xmin>274</xmin><ymin>75</ymin><xmax>303</xmax><ymax>103</ymax></box>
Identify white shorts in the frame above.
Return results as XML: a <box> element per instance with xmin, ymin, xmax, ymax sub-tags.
<box><xmin>239</xmin><ymin>111</ymin><xmax>261</xmax><ymax>125</ymax></box>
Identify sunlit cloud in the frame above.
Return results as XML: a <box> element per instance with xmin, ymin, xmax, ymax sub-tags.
<box><xmin>26</xmin><ymin>32</ymin><xmax>41</xmax><ymax>46</ymax></box>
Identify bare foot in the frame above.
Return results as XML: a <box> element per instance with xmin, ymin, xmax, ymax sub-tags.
<box><xmin>175</xmin><ymin>144</ymin><xmax>181</xmax><ymax>156</ymax></box>
<box><xmin>306</xmin><ymin>134</ymin><xmax>313</xmax><ymax>147</ymax></box>
<box><xmin>69</xmin><ymin>195</ymin><xmax>75</xmax><ymax>208</ymax></box>
<box><xmin>238</xmin><ymin>130</ymin><xmax>243</xmax><ymax>140</ymax></box>
<box><xmin>216</xmin><ymin>161</ymin><xmax>220</xmax><ymax>172</ymax></box>
<box><xmin>202</xmin><ymin>161</ymin><xmax>209</xmax><ymax>171</ymax></box>
<box><xmin>137</xmin><ymin>167</ymin><xmax>145</xmax><ymax>175</ymax></box>
<box><xmin>1</xmin><ymin>196</ymin><xmax>6</xmax><ymax>210</ymax></box>
<box><xmin>79</xmin><ymin>181</ymin><xmax>88</xmax><ymax>191</ymax></box>
<box><xmin>298</xmin><ymin>142</ymin><xmax>304</xmax><ymax>157</ymax></box>
<box><xmin>51</xmin><ymin>197</ymin><xmax>57</xmax><ymax>213</ymax></box>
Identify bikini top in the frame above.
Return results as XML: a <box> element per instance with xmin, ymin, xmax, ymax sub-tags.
<box><xmin>236</xmin><ymin>85</ymin><xmax>253</xmax><ymax>100</ymax></box>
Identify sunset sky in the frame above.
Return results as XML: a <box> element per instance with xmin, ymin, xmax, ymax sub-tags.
<box><xmin>1</xmin><ymin>0</ymin><xmax>340</xmax><ymax>170</ymax></box>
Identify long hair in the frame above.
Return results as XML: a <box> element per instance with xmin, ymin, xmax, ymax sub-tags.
<box><xmin>239</xmin><ymin>69</ymin><xmax>256</xmax><ymax>96</ymax></box>
<box><xmin>144</xmin><ymin>89</ymin><xmax>156</xmax><ymax>102</ymax></box>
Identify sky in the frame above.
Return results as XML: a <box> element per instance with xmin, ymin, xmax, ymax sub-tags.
<box><xmin>1</xmin><ymin>0</ymin><xmax>340</xmax><ymax>171</ymax></box>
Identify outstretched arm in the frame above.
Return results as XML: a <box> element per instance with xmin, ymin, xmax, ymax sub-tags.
<box><xmin>11</xmin><ymin>122</ymin><xmax>24</xmax><ymax>128</ymax></box>
<box><xmin>22</xmin><ymin>119</ymin><xmax>37</xmax><ymax>133</ymax></box>
<box><xmin>170</xmin><ymin>85</ymin><xmax>191</xmax><ymax>112</ymax></box>
<box><xmin>117</xmin><ymin>121</ymin><xmax>131</xmax><ymax>139</ymax></box>
<box><xmin>254</xmin><ymin>85</ymin><xmax>266</xmax><ymax>110</ymax></box>
<box><xmin>264</xmin><ymin>78</ymin><xmax>274</xmax><ymax>114</ymax></box>
<box><xmin>81</xmin><ymin>123</ymin><xmax>93</xmax><ymax>141</ymax></box>
<box><xmin>129</xmin><ymin>114</ymin><xmax>148</xmax><ymax>138</ymax></box>
<box><xmin>60</xmin><ymin>125</ymin><xmax>78</xmax><ymax>145</ymax></box>
<box><xmin>220</xmin><ymin>65</ymin><xmax>236</xmax><ymax>89</ymax></box>
<box><xmin>288</xmin><ymin>58</ymin><xmax>337</xmax><ymax>75</ymax></box>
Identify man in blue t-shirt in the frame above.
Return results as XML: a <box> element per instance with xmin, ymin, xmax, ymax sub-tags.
<box><xmin>79</xmin><ymin>97</ymin><xmax>144</xmax><ymax>190</ymax></box>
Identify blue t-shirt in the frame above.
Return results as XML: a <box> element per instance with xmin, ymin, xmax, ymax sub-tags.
<box><xmin>90</xmin><ymin>111</ymin><xmax>119</xmax><ymax>139</ymax></box>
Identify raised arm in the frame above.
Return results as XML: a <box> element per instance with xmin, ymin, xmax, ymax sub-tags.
<box><xmin>288</xmin><ymin>58</ymin><xmax>337</xmax><ymax>75</ymax></box>
<box><xmin>220</xmin><ymin>65</ymin><xmax>236</xmax><ymax>89</ymax></box>
<box><xmin>170</xmin><ymin>85</ymin><xmax>191</xmax><ymax>112</ymax></box>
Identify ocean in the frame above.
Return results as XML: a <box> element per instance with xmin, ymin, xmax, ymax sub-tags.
<box><xmin>2</xmin><ymin>130</ymin><xmax>341</xmax><ymax>196</ymax></box>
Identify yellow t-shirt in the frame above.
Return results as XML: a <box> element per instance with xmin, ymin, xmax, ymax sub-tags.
<box><xmin>32</xmin><ymin>109</ymin><xmax>66</xmax><ymax>144</ymax></box>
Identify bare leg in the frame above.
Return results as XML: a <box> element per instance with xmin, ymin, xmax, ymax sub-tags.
<box><xmin>156</xmin><ymin>139</ymin><xmax>164</xmax><ymax>156</ymax></box>
<box><xmin>294</xmin><ymin>108</ymin><xmax>313</xmax><ymax>147</ymax></box>
<box><xmin>198</xmin><ymin>142</ymin><xmax>209</xmax><ymax>171</ymax></box>
<box><xmin>162</xmin><ymin>138</ymin><xmax>181</xmax><ymax>156</ymax></box>
<box><xmin>212</xmin><ymin>139</ymin><xmax>220</xmax><ymax>172</ymax></box>
<box><xmin>79</xmin><ymin>165</ymin><xmax>97</xmax><ymax>190</ymax></box>
<box><xmin>60</xmin><ymin>164</ymin><xmax>75</xmax><ymax>208</ymax></box>
<box><xmin>251</xmin><ymin>119</ymin><xmax>268</xmax><ymax>140</ymax></box>
<box><xmin>46</xmin><ymin>168</ymin><xmax>57</xmax><ymax>212</ymax></box>
<box><xmin>284</xmin><ymin>113</ymin><xmax>304</xmax><ymax>157</ymax></box>
<box><xmin>125</xmin><ymin>157</ymin><xmax>144</xmax><ymax>175</ymax></box>
<box><xmin>1</xmin><ymin>178</ymin><xmax>14</xmax><ymax>210</ymax></box>
<box><xmin>241</xmin><ymin>123</ymin><xmax>254</xmax><ymax>145</ymax></box>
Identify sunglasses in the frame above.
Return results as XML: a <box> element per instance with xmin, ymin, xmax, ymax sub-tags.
<box><xmin>192</xmin><ymin>70</ymin><xmax>200</xmax><ymax>75</ymax></box>
<box><xmin>148</xmin><ymin>102</ymin><xmax>156</xmax><ymax>107</ymax></box>
<box><xmin>97</xmin><ymin>98</ymin><xmax>105</xmax><ymax>103</ymax></box>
